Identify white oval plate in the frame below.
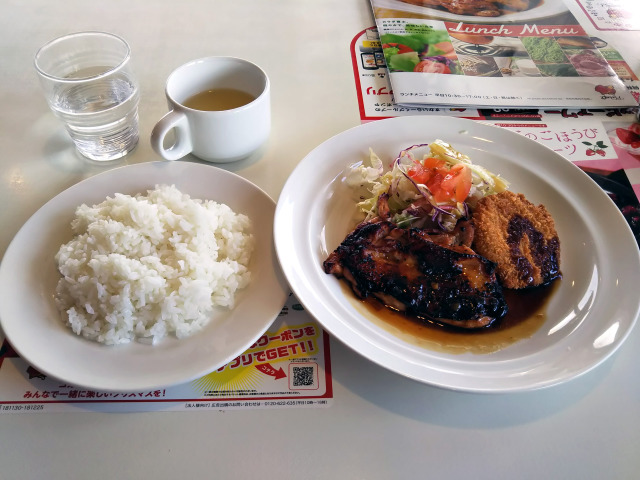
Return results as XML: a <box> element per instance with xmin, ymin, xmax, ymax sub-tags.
<box><xmin>375</xmin><ymin>0</ymin><xmax>569</xmax><ymax>23</ymax></box>
<box><xmin>274</xmin><ymin>116</ymin><xmax>640</xmax><ymax>393</ymax></box>
<box><xmin>0</xmin><ymin>161</ymin><xmax>288</xmax><ymax>392</ymax></box>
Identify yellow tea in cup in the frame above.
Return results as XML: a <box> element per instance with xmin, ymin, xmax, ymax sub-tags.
<box><xmin>151</xmin><ymin>56</ymin><xmax>271</xmax><ymax>162</ymax></box>
<box><xmin>183</xmin><ymin>88</ymin><xmax>255</xmax><ymax>111</ymax></box>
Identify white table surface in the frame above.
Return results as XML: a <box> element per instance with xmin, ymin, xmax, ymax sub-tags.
<box><xmin>1</xmin><ymin>1</ymin><xmax>639</xmax><ymax>479</ymax></box>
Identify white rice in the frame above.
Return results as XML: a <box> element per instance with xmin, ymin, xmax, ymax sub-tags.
<box><xmin>54</xmin><ymin>184</ymin><xmax>254</xmax><ymax>346</ymax></box>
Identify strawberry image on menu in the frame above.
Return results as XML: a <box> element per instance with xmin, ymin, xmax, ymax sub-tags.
<box><xmin>583</xmin><ymin>140</ymin><xmax>608</xmax><ymax>156</ymax></box>
<box><xmin>615</xmin><ymin>123</ymin><xmax>640</xmax><ymax>149</ymax></box>
<box><xmin>607</xmin><ymin>122</ymin><xmax>640</xmax><ymax>160</ymax></box>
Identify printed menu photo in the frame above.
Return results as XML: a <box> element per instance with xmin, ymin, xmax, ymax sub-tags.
<box><xmin>368</xmin><ymin>0</ymin><xmax>638</xmax><ymax>108</ymax></box>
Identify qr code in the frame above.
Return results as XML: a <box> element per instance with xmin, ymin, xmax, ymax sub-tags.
<box><xmin>289</xmin><ymin>363</ymin><xmax>318</xmax><ymax>390</ymax></box>
<box><xmin>293</xmin><ymin>366</ymin><xmax>314</xmax><ymax>386</ymax></box>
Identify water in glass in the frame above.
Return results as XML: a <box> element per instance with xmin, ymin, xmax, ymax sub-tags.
<box><xmin>50</xmin><ymin>67</ymin><xmax>140</xmax><ymax>161</ymax></box>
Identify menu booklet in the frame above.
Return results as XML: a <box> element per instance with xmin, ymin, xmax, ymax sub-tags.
<box><xmin>368</xmin><ymin>0</ymin><xmax>638</xmax><ymax>108</ymax></box>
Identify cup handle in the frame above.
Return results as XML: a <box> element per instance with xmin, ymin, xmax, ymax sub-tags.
<box><xmin>150</xmin><ymin>110</ymin><xmax>192</xmax><ymax>161</ymax></box>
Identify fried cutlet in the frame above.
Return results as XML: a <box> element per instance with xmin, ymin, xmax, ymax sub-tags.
<box><xmin>472</xmin><ymin>191</ymin><xmax>561</xmax><ymax>289</ymax></box>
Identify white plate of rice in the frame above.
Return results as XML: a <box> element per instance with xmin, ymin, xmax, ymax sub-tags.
<box><xmin>0</xmin><ymin>161</ymin><xmax>288</xmax><ymax>392</ymax></box>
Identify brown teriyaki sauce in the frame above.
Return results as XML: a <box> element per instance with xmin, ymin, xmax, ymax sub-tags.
<box><xmin>346</xmin><ymin>280</ymin><xmax>560</xmax><ymax>355</ymax></box>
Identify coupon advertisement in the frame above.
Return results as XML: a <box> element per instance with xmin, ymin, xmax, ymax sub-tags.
<box><xmin>0</xmin><ymin>294</ymin><xmax>333</xmax><ymax>413</ymax></box>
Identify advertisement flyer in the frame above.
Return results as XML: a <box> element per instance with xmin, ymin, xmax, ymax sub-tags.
<box><xmin>368</xmin><ymin>0</ymin><xmax>637</xmax><ymax>108</ymax></box>
<box><xmin>0</xmin><ymin>294</ymin><xmax>333</xmax><ymax>413</ymax></box>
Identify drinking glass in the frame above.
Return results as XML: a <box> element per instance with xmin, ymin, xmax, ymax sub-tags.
<box><xmin>34</xmin><ymin>32</ymin><xmax>140</xmax><ymax>161</ymax></box>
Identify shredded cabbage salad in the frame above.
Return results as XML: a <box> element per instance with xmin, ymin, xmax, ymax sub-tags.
<box><xmin>346</xmin><ymin>140</ymin><xmax>509</xmax><ymax>232</ymax></box>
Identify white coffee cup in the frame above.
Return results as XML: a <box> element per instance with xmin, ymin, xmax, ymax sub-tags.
<box><xmin>151</xmin><ymin>57</ymin><xmax>270</xmax><ymax>162</ymax></box>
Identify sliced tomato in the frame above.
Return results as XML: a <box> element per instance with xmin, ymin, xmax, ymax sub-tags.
<box><xmin>408</xmin><ymin>160</ymin><xmax>472</xmax><ymax>203</ymax></box>
<box><xmin>427</xmin><ymin>171</ymin><xmax>445</xmax><ymax>198</ymax></box>
<box><xmin>414</xmin><ymin>60</ymin><xmax>451</xmax><ymax>74</ymax></box>
<box><xmin>407</xmin><ymin>162</ymin><xmax>430</xmax><ymax>184</ymax></box>
<box><xmin>422</xmin><ymin>156</ymin><xmax>446</xmax><ymax>169</ymax></box>
<box><xmin>407</xmin><ymin>157</ymin><xmax>446</xmax><ymax>185</ymax></box>
<box><xmin>435</xmin><ymin>164</ymin><xmax>472</xmax><ymax>203</ymax></box>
